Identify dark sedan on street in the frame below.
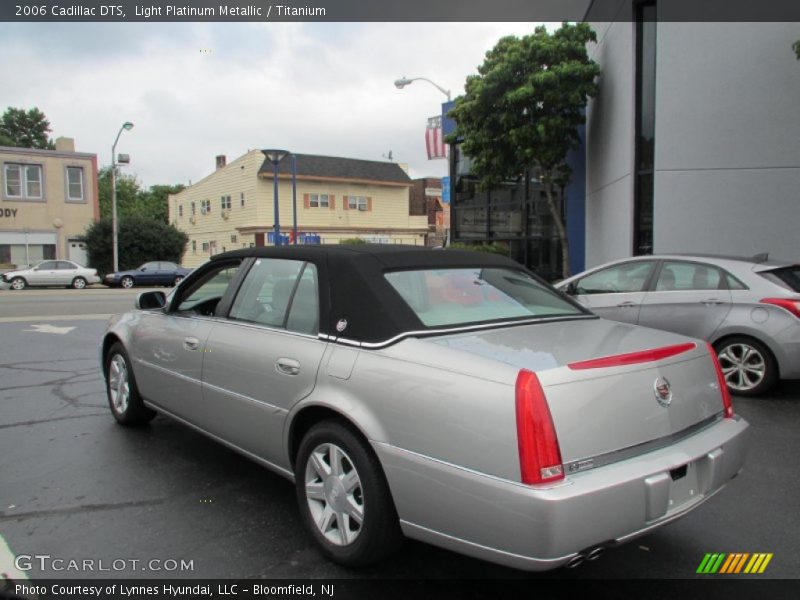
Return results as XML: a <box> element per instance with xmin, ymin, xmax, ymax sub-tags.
<box><xmin>104</xmin><ymin>261</ymin><xmax>192</xmax><ymax>288</ymax></box>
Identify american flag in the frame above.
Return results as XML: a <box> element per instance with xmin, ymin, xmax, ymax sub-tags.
<box><xmin>425</xmin><ymin>116</ymin><xmax>448</xmax><ymax>160</ymax></box>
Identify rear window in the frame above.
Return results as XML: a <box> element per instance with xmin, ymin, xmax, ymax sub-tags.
<box><xmin>385</xmin><ymin>268</ymin><xmax>583</xmax><ymax>327</ymax></box>
<box><xmin>766</xmin><ymin>266</ymin><xmax>800</xmax><ymax>292</ymax></box>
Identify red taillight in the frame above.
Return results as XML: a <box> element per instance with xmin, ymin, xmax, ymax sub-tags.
<box><xmin>706</xmin><ymin>343</ymin><xmax>734</xmax><ymax>419</ymax></box>
<box><xmin>515</xmin><ymin>370</ymin><xmax>564</xmax><ymax>485</ymax></box>
<box><xmin>567</xmin><ymin>342</ymin><xmax>697</xmax><ymax>370</ymax></box>
<box><xmin>760</xmin><ymin>297</ymin><xmax>800</xmax><ymax>319</ymax></box>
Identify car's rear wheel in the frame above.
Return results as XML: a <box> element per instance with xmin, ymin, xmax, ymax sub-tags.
<box><xmin>10</xmin><ymin>277</ymin><xmax>26</xmax><ymax>290</ymax></box>
<box><xmin>72</xmin><ymin>276</ymin><xmax>87</xmax><ymax>289</ymax></box>
<box><xmin>105</xmin><ymin>342</ymin><xmax>156</xmax><ymax>426</ymax></box>
<box><xmin>295</xmin><ymin>420</ymin><xmax>402</xmax><ymax>567</ymax></box>
<box><xmin>715</xmin><ymin>336</ymin><xmax>778</xmax><ymax>397</ymax></box>
<box><xmin>120</xmin><ymin>276</ymin><xmax>134</xmax><ymax>289</ymax></box>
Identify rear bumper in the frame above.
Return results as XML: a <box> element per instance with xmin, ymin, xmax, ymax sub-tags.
<box><xmin>376</xmin><ymin>415</ymin><xmax>748</xmax><ymax>571</ymax></box>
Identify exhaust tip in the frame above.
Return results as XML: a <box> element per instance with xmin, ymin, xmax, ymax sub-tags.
<box><xmin>586</xmin><ymin>547</ymin><xmax>605</xmax><ymax>561</ymax></box>
<box><xmin>566</xmin><ymin>554</ymin><xmax>585</xmax><ymax>569</ymax></box>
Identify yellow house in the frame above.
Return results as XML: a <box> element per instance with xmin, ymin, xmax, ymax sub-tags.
<box><xmin>0</xmin><ymin>138</ymin><xmax>98</xmax><ymax>267</ymax></box>
<box><xmin>169</xmin><ymin>151</ymin><xmax>428</xmax><ymax>268</ymax></box>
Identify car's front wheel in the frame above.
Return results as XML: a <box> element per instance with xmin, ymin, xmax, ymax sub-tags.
<box><xmin>9</xmin><ymin>277</ymin><xmax>26</xmax><ymax>290</ymax></box>
<box><xmin>715</xmin><ymin>336</ymin><xmax>778</xmax><ymax>397</ymax></box>
<box><xmin>105</xmin><ymin>342</ymin><xmax>156</xmax><ymax>426</ymax></box>
<box><xmin>72</xmin><ymin>276</ymin><xmax>87</xmax><ymax>289</ymax></box>
<box><xmin>295</xmin><ymin>420</ymin><xmax>402</xmax><ymax>567</ymax></box>
<box><xmin>120</xmin><ymin>276</ymin><xmax>135</xmax><ymax>289</ymax></box>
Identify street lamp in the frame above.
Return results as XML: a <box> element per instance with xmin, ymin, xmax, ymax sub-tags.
<box><xmin>394</xmin><ymin>76</ymin><xmax>451</xmax><ymax>101</ymax></box>
<box><xmin>111</xmin><ymin>121</ymin><xmax>134</xmax><ymax>272</ymax></box>
<box><xmin>261</xmin><ymin>149</ymin><xmax>289</xmax><ymax>246</ymax></box>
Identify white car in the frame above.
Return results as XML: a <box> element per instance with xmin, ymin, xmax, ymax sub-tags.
<box><xmin>2</xmin><ymin>260</ymin><xmax>101</xmax><ymax>290</ymax></box>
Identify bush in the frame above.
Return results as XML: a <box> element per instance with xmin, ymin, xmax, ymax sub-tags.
<box><xmin>446</xmin><ymin>241</ymin><xmax>509</xmax><ymax>256</ymax></box>
<box><xmin>85</xmin><ymin>216</ymin><xmax>188</xmax><ymax>275</ymax></box>
<box><xmin>338</xmin><ymin>238</ymin><xmax>367</xmax><ymax>245</ymax></box>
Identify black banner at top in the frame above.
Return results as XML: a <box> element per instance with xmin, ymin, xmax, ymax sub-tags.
<box><xmin>0</xmin><ymin>0</ymin><xmax>799</xmax><ymax>22</ymax></box>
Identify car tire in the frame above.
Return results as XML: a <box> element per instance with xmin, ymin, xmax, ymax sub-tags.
<box><xmin>105</xmin><ymin>342</ymin><xmax>156</xmax><ymax>426</ymax></box>
<box><xmin>715</xmin><ymin>336</ymin><xmax>778</xmax><ymax>397</ymax></box>
<box><xmin>72</xmin><ymin>276</ymin><xmax>87</xmax><ymax>289</ymax></box>
<box><xmin>173</xmin><ymin>275</ymin><xmax>184</xmax><ymax>287</ymax></box>
<box><xmin>295</xmin><ymin>420</ymin><xmax>403</xmax><ymax>567</ymax></box>
<box><xmin>9</xmin><ymin>277</ymin><xmax>27</xmax><ymax>290</ymax></box>
<box><xmin>120</xmin><ymin>276</ymin><xmax>135</xmax><ymax>289</ymax></box>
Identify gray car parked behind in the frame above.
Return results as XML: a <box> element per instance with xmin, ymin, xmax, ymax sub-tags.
<box><xmin>557</xmin><ymin>254</ymin><xmax>800</xmax><ymax>396</ymax></box>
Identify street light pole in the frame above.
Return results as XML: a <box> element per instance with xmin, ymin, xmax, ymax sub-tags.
<box><xmin>261</xmin><ymin>149</ymin><xmax>289</xmax><ymax>246</ymax></box>
<box><xmin>394</xmin><ymin>76</ymin><xmax>451</xmax><ymax>101</ymax></box>
<box><xmin>111</xmin><ymin>121</ymin><xmax>134</xmax><ymax>272</ymax></box>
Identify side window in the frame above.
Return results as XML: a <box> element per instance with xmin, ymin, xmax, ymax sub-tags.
<box><xmin>655</xmin><ymin>261</ymin><xmax>723</xmax><ymax>291</ymax></box>
<box><xmin>576</xmin><ymin>262</ymin><xmax>654</xmax><ymax>294</ymax></box>
<box><xmin>229</xmin><ymin>259</ymin><xmax>305</xmax><ymax>327</ymax></box>
<box><xmin>725</xmin><ymin>272</ymin><xmax>748</xmax><ymax>290</ymax></box>
<box><xmin>38</xmin><ymin>261</ymin><xmax>57</xmax><ymax>270</ymax></box>
<box><xmin>286</xmin><ymin>264</ymin><xmax>319</xmax><ymax>335</ymax></box>
<box><xmin>56</xmin><ymin>261</ymin><xmax>74</xmax><ymax>270</ymax></box>
<box><xmin>176</xmin><ymin>262</ymin><xmax>240</xmax><ymax>315</ymax></box>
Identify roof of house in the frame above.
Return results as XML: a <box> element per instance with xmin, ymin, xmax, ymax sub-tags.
<box><xmin>257</xmin><ymin>153</ymin><xmax>411</xmax><ymax>185</ymax></box>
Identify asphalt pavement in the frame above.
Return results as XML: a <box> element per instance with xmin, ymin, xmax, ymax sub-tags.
<box><xmin>0</xmin><ymin>290</ymin><xmax>798</xmax><ymax>582</ymax></box>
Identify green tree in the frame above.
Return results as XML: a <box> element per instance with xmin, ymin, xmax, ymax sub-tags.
<box><xmin>794</xmin><ymin>40</ymin><xmax>800</xmax><ymax>59</ymax></box>
<box><xmin>0</xmin><ymin>107</ymin><xmax>55</xmax><ymax>149</ymax></box>
<box><xmin>84</xmin><ymin>216</ymin><xmax>188</xmax><ymax>275</ymax></box>
<box><xmin>448</xmin><ymin>23</ymin><xmax>600</xmax><ymax>278</ymax></box>
<box><xmin>97</xmin><ymin>167</ymin><xmax>183</xmax><ymax>223</ymax></box>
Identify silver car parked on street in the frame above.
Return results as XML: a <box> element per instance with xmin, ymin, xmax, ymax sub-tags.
<box><xmin>2</xmin><ymin>259</ymin><xmax>101</xmax><ymax>290</ymax></box>
<box><xmin>556</xmin><ymin>254</ymin><xmax>800</xmax><ymax>396</ymax></box>
<box><xmin>100</xmin><ymin>246</ymin><xmax>748</xmax><ymax>571</ymax></box>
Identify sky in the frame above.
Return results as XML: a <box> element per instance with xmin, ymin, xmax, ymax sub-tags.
<box><xmin>1</xmin><ymin>22</ymin><xmax>548</xmax><ymax>187</ymax></box>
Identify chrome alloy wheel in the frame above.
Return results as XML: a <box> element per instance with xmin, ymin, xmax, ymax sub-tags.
<box><xmin>304</xmin><ymin>443</ymin><xmax>364</xmax><ymax>546</ymax></box>
<box><xmin>108</xmin><ymin>354</ymin><xmax>131</xmax><ymax>414</ymax></box>
<box><xmin>718</xmin><ymin>343</ymin><xmax>766</xmax><ymax>392</ymax></box>
<box><xmin>121</xmin><ymin>276</ymin><xmax>134</xmax><ymax>289</ymax></box>
<box><xmin>10</xmin><ymin>278</ymin><xmax>25</xmax><ymax>290</ymax></box>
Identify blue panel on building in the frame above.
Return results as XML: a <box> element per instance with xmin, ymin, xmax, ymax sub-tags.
<box><xmin>441</xmin><ymin>100</ymin><xmax>456</xmax><ymax>137</ymax></box>
<box><xmin>441</xmin><ymin>176</ymin><xmax>450</xmax><ymax>203</ymax></box>
<box><xmin>564</xmin><ymin>124</ymin><xmax>586</xmax><ymax>275</ymax></box>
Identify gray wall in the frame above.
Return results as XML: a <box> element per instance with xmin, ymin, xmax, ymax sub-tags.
<box><xmin>586</xmin><ymin>19</ymin><xmax>800</xmax><ymax>266</ymax></box>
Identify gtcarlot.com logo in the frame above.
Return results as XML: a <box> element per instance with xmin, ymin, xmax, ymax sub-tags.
<box><xmin>697</xmin><ymin>553</ymin><xmax>773</xmax><ymax>574</ymax></box>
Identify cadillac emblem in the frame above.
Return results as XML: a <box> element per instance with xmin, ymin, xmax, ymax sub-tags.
<box><xmin>336</xmin><ymin>319</ymin><xmax>348</xmax><ymax>333</ymax></box>
<box><xmin>653</xmin><ymin>377</ymin><xmax>672</xmax><ymax>407</ymax></box>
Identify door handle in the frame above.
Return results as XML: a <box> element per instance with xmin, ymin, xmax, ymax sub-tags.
<box><xmin>276</xmin><ymin>357</ymin><xmax>301</xmax><ymax>376</ymax></box>
<box><xmin>183</xmin><ymin>336</ymin><xmax>200</xmax><ymax>351</ymax></box>
<box><xmin>700</xmin><ymin>299</ymin><xmax>724</xmax><ymax>306</ymax></box>
<box><xmin>616</xmin><ymin>301</ymin><xmax>638</xmax><ymax>308</ymax></box>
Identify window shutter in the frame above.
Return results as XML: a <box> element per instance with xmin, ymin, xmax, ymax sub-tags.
<box><xmin>303</xmin><ymin>193</ymin><xmax>310</xmax><ymax>209</ymax></box>
<box><xmin>343</xmin><ymin>195</ymin><xmax>349</xmax><ymax>210</ymax></box>
<box><xmin>367</xmin><ymin>197</ymin><xmax>373</xmax><ymax>212</ymax></box>
<box><xmin>329</xmin><ymin>195</ymin><xmax>335</xmax><ymax>210</ymax></box>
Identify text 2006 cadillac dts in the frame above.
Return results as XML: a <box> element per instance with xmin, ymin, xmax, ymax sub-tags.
<box><xmin>100</xmin><ymin>245</ymin><xmax>748</xmax><ymax>570</ymax></box>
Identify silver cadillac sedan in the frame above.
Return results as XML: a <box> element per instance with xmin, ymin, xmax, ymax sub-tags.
<box><xmin>100</xmin><ymin>245</ymin><xmax>748</xmax><ymax>571</ymax></box>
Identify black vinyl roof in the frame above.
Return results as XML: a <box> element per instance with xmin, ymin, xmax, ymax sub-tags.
<box><xmin>257</xmin><ymin>153</ymin><xmax>411</xmax><ymax>185</ymax></box>
<box><xmin>212</xmin><ymin>244</ymin><xmax>530</xmax><ymax>344</ymax></box>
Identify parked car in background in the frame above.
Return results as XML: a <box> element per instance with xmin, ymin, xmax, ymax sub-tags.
<box><xmin>2</xmin><ymin>260</ymin><xmax>100</xmax><ymax>290</ymax></box>
<box><xmin>556</xmin><ymin>254</ymin><xmax>800</xmax><ymax>396</ymax></box>
<box><xmin>104</xmin><ymin>261</ymin><xmax>192</xmax><ymax>288</ymax></box>
<box><xmin>100</xmin><ymin>245</ymin><xmax>747</xmax><ymax>571</ymax></box>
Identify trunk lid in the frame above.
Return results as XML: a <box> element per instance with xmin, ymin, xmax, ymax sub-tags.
<box><xmin>428</xmin><ymin>318</ymin><xmax>726</xmax><ymax>465</ymax></box>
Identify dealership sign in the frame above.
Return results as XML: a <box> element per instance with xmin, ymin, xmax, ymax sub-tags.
<box><xmin>1</xmin><ymin>208</ymin><xmax>19</xmax><ymax>218</ymax></box>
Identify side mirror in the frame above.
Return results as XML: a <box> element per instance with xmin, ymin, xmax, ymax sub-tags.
<box><xmin>135</xmin><ymin>291</ymin><xmax>166</xmax><ymax>310</ymax></box>
<box><xmin>565</xmin><ymin>282</ymin><xmax>577</xmax><ymax>295</ymax></box>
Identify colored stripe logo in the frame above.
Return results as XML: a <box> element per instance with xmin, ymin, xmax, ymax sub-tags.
<box><xmin>697</xmin><ymin>553</ymin><xmax>773</xmax><ymax>574</ymax></box>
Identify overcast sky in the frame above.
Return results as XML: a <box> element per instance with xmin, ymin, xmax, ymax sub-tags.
<box><xmin>2</xmin><ymin>22</ymin><xmax>547</xmax><ymax>187</ymax></box>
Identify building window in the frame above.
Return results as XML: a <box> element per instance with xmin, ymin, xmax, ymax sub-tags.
<box><xmin>192</xmin><ymin>240</ymin><xmax>196</xmax><ymax>253</ymax></box>
<box><xmin>221</xmin><ymin>195</ymin><xmax>232</xmax><ymax>210</ymax></box>
<box><xmin>178</xmin><ymin>205</ymin><xmax>184</xmax><ymax>217</ymax></box>
<box><xmin>309</xmin><ymin>193</ymin><xmax>329</xmax><ymax>208</ymax></box>
<box><xmin>201</xmin><ymin>199</ymin><xmax>211</xmax><ymax>214</ymax></box>
<box><xmin>240</xmin><ymin>192</ymin><xmax>245</xmax><ymax>207</ymax></box>
<box><xmin>347</xmin><ymin>196</ymin><xmax>369</xmax><ymax>211</ymax></box>
<box><xmin>230</xmin><ymin>234</ymin><xmax>237</xmax><ymax>243</ymax></box>
<box><xmin>66</xmin><ymin>166</ymin><xmax>84</xmax><ymax>202</ymax></box>
<box><xmin>191</xmin><ymin>201</ymin><xmax>196</xmax><ymax>215</ymax></box>
<box><xmin>202</xmin><ymin>242</ymin><xmax>209</xmax><ymax>252</ymax></box>
<box><xmin>634</xmin><ymin>1</ymin><xmax>657</xmax><ymax>255</ymax></box>
<box><xmin>4</xmin><ymin>163</ymin><xmax>43</xmax><ymax>200</ymax></box>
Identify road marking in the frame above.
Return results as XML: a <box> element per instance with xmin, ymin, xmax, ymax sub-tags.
<box><xmin>0</xmin><ymin>314</ymin><xmax>112</xmax><ymax>323</ymax></box>
<box><xmin>0</xmin><ymin>533</ymin><xmax>29</xmax><ymax>584</ymax></box>
<box><xmin>24</xmin><ymin>324</ymin><xmax>76</xmax><ymax>335</ymax></box>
